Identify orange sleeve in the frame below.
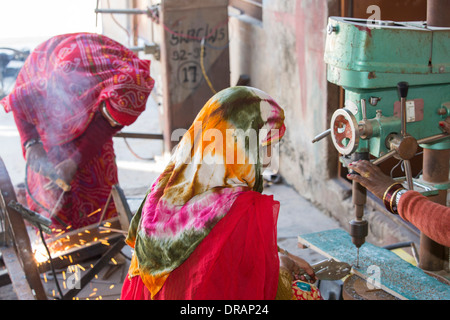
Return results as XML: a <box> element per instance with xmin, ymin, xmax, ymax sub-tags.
<box><xmin>398</xmin><ymin>191</ymin><xmax>450</xmax><ymax>247</ymax></box>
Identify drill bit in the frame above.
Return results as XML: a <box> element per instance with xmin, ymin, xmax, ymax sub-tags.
<box><xmin>356</xmin><ymin>248</ymin><xmax>360</xmax><ymax>268</ymax></box>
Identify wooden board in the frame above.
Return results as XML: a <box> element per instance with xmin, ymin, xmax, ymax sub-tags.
<box><xmin>298</xmin><ymin>229</ymin><xmax>450</xmax><ymax>300</ymax></box>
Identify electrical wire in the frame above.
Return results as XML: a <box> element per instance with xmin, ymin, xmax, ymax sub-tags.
<box><xmin>122</xmin><ymin>137</ymin><xmax>154</xmax><ymax>161</ymax></box>
<box><xmin>390</xmin><ymin>159</ymin><xmax>403</xmax><ymax>178</ymax></box>
<box><xmin>148</xmin><ymin>5</ymin><xmax>229</xmax><ymax>95</ymax></box>
<box><xmin>38</xmin><ymin>225</ymin><xmax>63</xmax><ymax>300</ymax></box>
<box><xmin>200</xmin><ymin>38</ymin><xmax>217</xmax><ymax>95</ymax></box>
<box><xmin>390</xmin><ymin>151</ymin><xmax>424</xmax><ymax>180</ymax></box>
<box><xmin>106</xmin><ymin>0</ymin><xmax>132</xmax><ymax>46</ymax></box>
<box><xmin>99</xmin><ymin>4</ymin><xmax>228</xmax><ymax>96</ymax></box>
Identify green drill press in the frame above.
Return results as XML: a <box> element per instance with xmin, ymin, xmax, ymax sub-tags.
<box><xmin>315</xmin><ymin>16</ymin><xmax>450</xmax><ymax>272</ymax></box>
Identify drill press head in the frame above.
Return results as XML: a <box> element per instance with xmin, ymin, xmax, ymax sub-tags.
<box><xmin>322</xmin><ymin>17</ymin><xmax>450</xmax><ymax>260</ymax></box>
<box><xmin>324</xmin><ymin>17</ymin><xmax>450</xmax><ymax>158</ymax></box>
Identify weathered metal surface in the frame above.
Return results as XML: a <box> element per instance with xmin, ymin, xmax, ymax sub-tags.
<box><xmin>325</xmin><ymin>18</ymin><xmax>440</xmax><ymax>89</ymax></box>
<box><xmin>1</xmin><ymin>247</ymin><xmax>36</xmax><ymax>300</ymax></box>
<box><xmin>110</xmin><ymin>185</ymin><xmax>132</xmax><ymax>232</ymax></box>
<box><xmin>325</xmin><ymin>16</ymin><xmax>450</xmax><ymax>157</ymax></box>
<box><xmin>0</xmin><ymin>157</ymin><xmax>47</xmax><ymax>300</ymax></box>
<box><xmin>427</xmin><ymin>0</ymin><xmax>450</xmax><ymax>28</ymax></box>
<box><xmin>298</xmin><ymin>229</ymin><xmax>450</xmax><ymax>300</ymax></box>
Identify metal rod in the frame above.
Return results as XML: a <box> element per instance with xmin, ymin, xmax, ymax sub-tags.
<box><xmin>349</xmin><ymin>152</ymin><xmax>369</xmax><ymax>267</ymax></box>
<box><xmin>96</xmin><ymin>192</ymin><xmax>112</xmax><ymax>228</ymax></box>
<box><xmin>95</xmin><ymin>8</ymin><xmax>148</xmax><ymax>15</ymax></box>
<box><xmin>312</xmin><ymin>129</ymin><xmax>331</xmax><ymax>143</ymax></box>
<box><xmin>417</xmin><ymin>133</ymin><xmax>449</xmax><ymax>145</ymax></box>
<box><xmin>50</xmin><ymin>191</ymin><xmax>65</xmax><ymax>220</ymax></box>
<box><xmin>403</xmin><ymin>160</ymin><xmax>414</xmax><ymax>190</ymax></box>
<box><xmin>410</xmin><ymin>242</ymin><xmax>420</xmax><ymax>265</ymax></box>
<box><xmin>401</xmin><ymin>97</ymin><xmax>407</xmax><ymax>137</ymax></box>
<box><xmin>98</xmin><ymin>226</ymin><xmax>128</xmax><ymax>235</ymax></box>
<box><xmin>361</xmin><ymin>99</ymin><xmax>367</xmax><ymax>122</ymax></box>
<box><xmin>7</xmin><ymin>200</ymin><xmax>51</xmax><ymax>227</ymax></box>
<box><xmin>372</xmin><ymin>150</ymin><xmax>396</xmax><ymax>165</ymax></box>
<box><xmin>114</xmin><ymin>132</ymin><xmax>164</xmax><ymax>140</ymax></box>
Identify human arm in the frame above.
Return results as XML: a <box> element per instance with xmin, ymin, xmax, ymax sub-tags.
<box><xmin>270</xmin><ymin>251</ymin><xmax>321</xmax><ymax>300</ymax></box>
<box><xmin>347</xmin><ymin>118</ymin><xmax>450</xmax><ymax>197</ymax></box>
<box><xmin>278</xmin><ymin>247</ymin><xmax>317</xmax><ymax>283</ymax></box>
<box><xmin>398</xmin><ymin>191</ymin><xmax>450</xmax><ymax>247</ymax></box>
<box><xmin>12</xmin><ymin>111</ymin><xmax>50</xmax><ymax>174</ymax></box>
<box><xmin>347</xmin><ymin>160</ymin><xmax>450</xmax><ymax>247</ymax></box>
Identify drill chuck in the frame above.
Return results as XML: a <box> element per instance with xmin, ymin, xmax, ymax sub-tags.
<box><xmin>349</xmin><ymin>219</ymin><xmax>368</xmax><ymax>248</ymax></box>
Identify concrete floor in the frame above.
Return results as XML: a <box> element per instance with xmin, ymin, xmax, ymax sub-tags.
<box><xmin>0</xmin><ymin>96</ymin><xmax>343</xmax><ymax>300</ymax></box>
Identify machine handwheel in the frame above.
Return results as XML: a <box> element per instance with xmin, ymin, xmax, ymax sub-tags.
<box><xmin>330</xmin><ymin>108</ymin><xmax>360</xmax><ymax>156</ymax></box>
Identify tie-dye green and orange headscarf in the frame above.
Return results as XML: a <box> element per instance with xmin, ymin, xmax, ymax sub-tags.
<box><xmin>126</xmin><ymin>86</ymin><xmax>285</xmax><ymax>297</ymax></box>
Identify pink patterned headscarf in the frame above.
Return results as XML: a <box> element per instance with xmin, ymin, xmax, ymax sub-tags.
<box><xmin>1</xmin><ymin>32</ymin><xmax>154</xmax><ymax>146</ymax></box>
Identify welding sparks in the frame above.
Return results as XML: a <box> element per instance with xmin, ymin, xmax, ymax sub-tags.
<box><xmin>33</xmin><ymin>243</ymin><xmax>50</xmax><ymax>264</ymax></box>
<box><xmin>76</xmin><ymin>264</ymin><xmax>85</xmax><ymax>271</ymax></box>
<box><xmin>87</xmin><ymin>208</ymin><xmax>102</xmax><ymax>217</ymax></box>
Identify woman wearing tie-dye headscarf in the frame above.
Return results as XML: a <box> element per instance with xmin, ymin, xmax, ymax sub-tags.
<box><xmin>121</xmin><ymin>86</ymin><xmax>322</xmax><ymax>300</ymax></box>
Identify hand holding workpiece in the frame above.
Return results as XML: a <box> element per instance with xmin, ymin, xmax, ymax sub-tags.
<box><xmin>279</xmin><ymin>251</ymin><xmax>317</xmax><ymax>283</ymax></box>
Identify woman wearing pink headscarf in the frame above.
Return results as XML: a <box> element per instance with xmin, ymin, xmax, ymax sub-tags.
<box><xmin>1</xmin><ymin>33</ymin><xmax>154</xmax><ymax>230</ymax></box>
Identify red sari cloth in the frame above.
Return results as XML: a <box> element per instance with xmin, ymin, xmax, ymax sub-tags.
<box><xmin>121</xmin><ymin>191</ymin><xmax>280</xmax><ymax>300</ymax></box>
<box><xmin>1</xmin><ymin>33</ymin><xmax>154</xmax><ymax>230</ymax></box>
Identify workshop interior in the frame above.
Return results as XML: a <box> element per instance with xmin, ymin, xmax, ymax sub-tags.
<box><xmin>0</xmin><ymin>0</ymin><xmax>449</xmax><ymax>301</ymax></box>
